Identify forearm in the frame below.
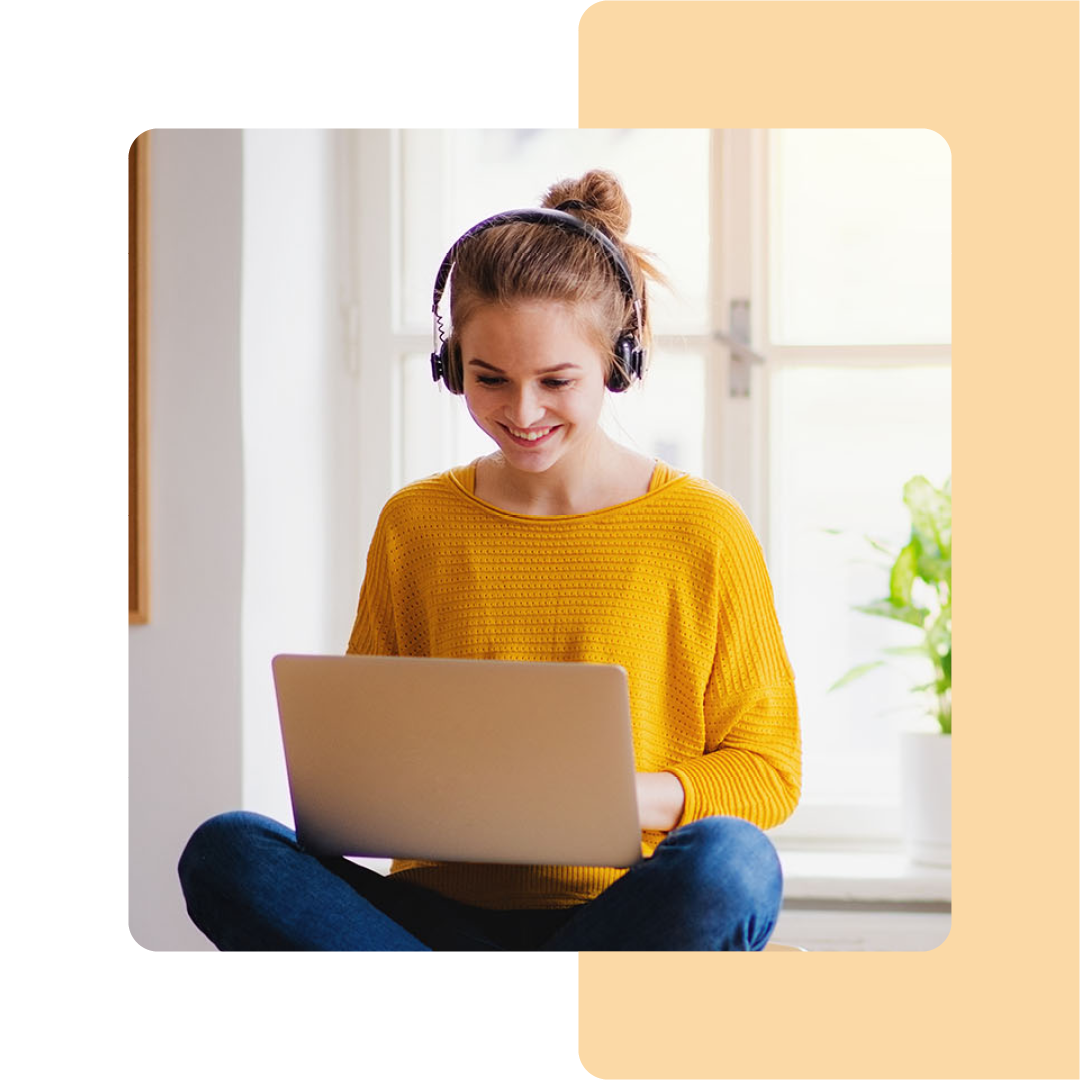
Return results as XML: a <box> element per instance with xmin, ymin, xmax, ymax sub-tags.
<box><xmin>635</xmin><ymin>770</ymin><xmax>687</xmax><ymax>831</ymax></box>
<box><xmin>666</xmin><ymin>745</ymin><xmax>801</xmax><ymax>831</ymax></box>
<box><xmin>663</xmin><ymin>682</ymin><xmax>801</xmax><ymax>831</ymax></box>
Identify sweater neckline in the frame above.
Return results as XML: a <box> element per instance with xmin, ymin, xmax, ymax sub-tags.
<box><xmin>444</xmin><ymin>458</ymin><xmax>690</xmax><ymax>521</ymax></box>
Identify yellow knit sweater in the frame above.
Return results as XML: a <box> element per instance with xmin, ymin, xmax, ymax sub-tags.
<box><xmin>346</xmin><ymin>460</ymin><xmax>800</xmax><ymax>910</ymax></box>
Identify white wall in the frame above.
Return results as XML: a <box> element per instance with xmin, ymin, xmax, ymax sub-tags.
<box><xmin>129</xmin><ymin>129</ymin><xmax>244</xmax><ymax>950</ymax></box>
<box><xmin>239</xmin><ymin>130</ymin><xmax>361</xmax><ymax>823</ymax></box>
<box><xmin>129</xmin><ymin>129</ymin><xmax>362</xmax><ymax>949</ymax></box>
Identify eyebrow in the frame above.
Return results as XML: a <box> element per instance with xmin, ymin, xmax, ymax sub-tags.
<box><xmin>467</xmin><ymin>359</ymin><xmax>582</xmax><ymax>375</ymax></box>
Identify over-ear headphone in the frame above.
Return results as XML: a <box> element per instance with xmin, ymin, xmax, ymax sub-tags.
<box><xmin>429</xmin><ymin>204</ymin><xmax>646</xmax><ymax>393</ymax></box>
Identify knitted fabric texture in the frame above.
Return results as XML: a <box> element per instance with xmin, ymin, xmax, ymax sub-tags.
<box><xmin>346</xmin><ymin>460</ymin><xmax>801</xmax><ymax>910</ymax></box>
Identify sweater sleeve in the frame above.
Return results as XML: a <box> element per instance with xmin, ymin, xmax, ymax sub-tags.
<box><xmin>346</xmin><ymin>512</ymin><xmax>399</xmax><ymax>657</ymax></box>
<box><xmin>664</xmin><ymin>500</ymin><xmax>802</xmax><ymax>831</ymax></box>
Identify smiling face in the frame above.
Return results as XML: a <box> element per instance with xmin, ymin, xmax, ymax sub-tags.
<box><xmin>458</xmin><ymin>300</ymin><xmax>609</xmax><ymax>476</ymax></box>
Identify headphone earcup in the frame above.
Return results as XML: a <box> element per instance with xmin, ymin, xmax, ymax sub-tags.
<box><xmin>607</xmin><ymin>335</ymin><xmax>642</xmax><ymax>392</ymax></box>
<box><xmin>431</xmin><ymin>342</ymin><xmax>461</xmax><ymax>391</ymax></box>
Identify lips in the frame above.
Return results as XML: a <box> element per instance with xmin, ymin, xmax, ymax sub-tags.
<box><xmin>501</xmin><ymin>423</ymin><xmax>560</xmax><ymax>448</ymax></box>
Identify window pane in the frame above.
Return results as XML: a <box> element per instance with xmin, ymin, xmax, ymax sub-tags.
<box><xmin>601</xmin><ymin>350</ymin><xmax>705</xmax><ymax>475</ymax></box>
<box><xmin>768</xmin><ymin>365</ymin><xmax>951</xmax><ymax>806</ymax></box>
<box><xmin>399</xmin><ymin>354</ymin><xmax>492</xmax><ymax>487</ymax></box>
<box><xmin>401</xmin><ymin>129</ymin><xmax>711</xmax><ymax>335</ymax></box>
<box><xmin>768</xmin><ymin>129</ymin><xmax>951</xmax><ymax>346</ymax></box>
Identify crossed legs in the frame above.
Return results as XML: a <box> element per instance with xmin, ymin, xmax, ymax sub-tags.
<box><xmin>178</xmin><ymin>812</ymin><xmax>782</xmax><ymax>952</ymax></box>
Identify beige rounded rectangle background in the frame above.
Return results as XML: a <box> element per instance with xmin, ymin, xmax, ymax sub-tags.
<box><xmin>578</xmin><ymin>3</ymin><xmax>1078</xmax><ymax>1078</ymax></box>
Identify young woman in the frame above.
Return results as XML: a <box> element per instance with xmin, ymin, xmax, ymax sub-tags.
<box><xmin>179</xmin><ymin>169</ymin><xmax>801</xmax><ymax>951</ymax></box>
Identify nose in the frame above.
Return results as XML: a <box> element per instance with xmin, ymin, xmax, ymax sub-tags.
<box><xmin>504</xmin><ymin>384</ymin><xmax>546</xmax><ymax>428</ymax></box>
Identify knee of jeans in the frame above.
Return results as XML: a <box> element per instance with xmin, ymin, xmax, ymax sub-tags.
<box><xmin>178</xmin><ymin>811</ymin><xmax>278</xmax><ymax>891</ymax></box>
<box><xmin>670</xmin><ymin>816</ymin><xmax>782</xmax><ymax>914</ymax></box>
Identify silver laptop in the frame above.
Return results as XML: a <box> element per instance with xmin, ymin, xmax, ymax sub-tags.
<box><xmin>271</xmin><ymin>654</ymin><xmax>643</xmax><ymax>868</ymax></box>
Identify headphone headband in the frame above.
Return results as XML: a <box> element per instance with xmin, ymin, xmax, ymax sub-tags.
<box><xmin>430</xmin><ymin>207</ymin><xmax>646</xmax><ymax>393</ymax></box>
<box><xmin>431</xmin><ymin>208</ymin><xmax>639</xmax><ymax>314</ymax></box>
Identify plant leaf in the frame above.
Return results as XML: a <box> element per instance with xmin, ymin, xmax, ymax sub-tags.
<box><xmin>827</xmin><ymin>661</ymin><xmax>887</xmax><ymax>692</ymax></box>
<box><xmin>904</xmin><ymin>475</ymin><xmax>951</xmax><ymax>563</ymax></box>
<box><xmin>926</xmin><ymin>609</ymin><xmax>952</xmax><ymax>670</ymax></box>
<box><xmin>853</xmin><ymin>599</ymin><xmax>930</xmax><ymax>628</ymax></box>
<box><xmin>916</xmin><ymin>550</ymin><xmax>952</xmax><ymax>592</ymax></box>
<box><xmin>889</xmin><ymin>539</ymin><xmax>919</xmax><ymax>607</ymax></box>
<box><xmin>881</xmin><ymin>645</ymin><xmax>931</xmax><ymax>658</ymax></box>
<box><xmin>862</xmin><ymin>534</ymin><xmax>897</xmax><ymax>557</ymax></box>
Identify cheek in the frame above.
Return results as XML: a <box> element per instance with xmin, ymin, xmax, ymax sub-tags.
<box><xmin>463</xmin><ymin>393</ymin><xmax>488</xmax><ymax>425</ymax></box>
<box><xmin>576</xmin><ymin>378</ymin><xmax>609</xmax><ymax>421</ymax></box>
<box><xmin>464</xmin><ymin>390</ymin><xmax>505</xmax><ymax>435</ymax></box>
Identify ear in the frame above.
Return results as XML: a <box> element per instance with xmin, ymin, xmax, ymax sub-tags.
<box><xmin>448</xmin><ymin>340</ymin><xmax>465</xmax><ymax>395</ymax></box>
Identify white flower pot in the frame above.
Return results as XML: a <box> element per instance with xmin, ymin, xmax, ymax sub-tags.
<box><xmin>899</xmin><ymin>730</ymin><xmax>951</xmax><ymax>867</ymax></box>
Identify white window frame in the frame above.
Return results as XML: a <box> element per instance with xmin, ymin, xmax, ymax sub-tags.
<box><xmin>348</xmin><ymin>127</ymin><xmax>951</xmax><ymax>850</ymax></box>
<box><xmin>731</xmin><ymin>129</ymin><xmax>951</xmax><ymax>847</ymax></box>
<box><xmin>353</xmin><ymin>129</ymin><xmax>721</xmax><ymax>524</ymax></box>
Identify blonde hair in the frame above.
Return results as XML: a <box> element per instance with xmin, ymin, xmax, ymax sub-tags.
<box><xmin>442</xmin><ymin>169</ymin><xmax>666</xmax><ymax>394</ymax></box>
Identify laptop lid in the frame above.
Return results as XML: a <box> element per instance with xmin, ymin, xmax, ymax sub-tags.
<box><xmin>272</xmin><ymin>654</ymin><xmax>643</xmax><ymax>868</ymax></box>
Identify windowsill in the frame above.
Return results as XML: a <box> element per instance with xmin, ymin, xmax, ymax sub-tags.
<box><xmin>355</xmin><ymin>846</ymin><xmax>953</xmax><ymax>906</ymax></box>
<box><xmin>776</xmin><ymin>846</ymin><xmax>951</xmax><ymax>905</ymax></box>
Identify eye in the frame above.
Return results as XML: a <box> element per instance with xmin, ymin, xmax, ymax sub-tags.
<box><xmin>472</xmin><ymin>374</ymin><xmax>573</xmax><ymax>389</ymax></box>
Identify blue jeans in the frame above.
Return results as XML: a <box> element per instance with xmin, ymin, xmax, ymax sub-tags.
<box><xmin>178</xmin><ymin>811</ymin><xmax>782</xmax><ymax>951</ymax></box>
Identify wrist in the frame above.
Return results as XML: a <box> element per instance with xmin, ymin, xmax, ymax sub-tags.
<box><xmin>636</xmin><ymin>770</ymin><xmax>686</xmax><ymax>831</ymax></box>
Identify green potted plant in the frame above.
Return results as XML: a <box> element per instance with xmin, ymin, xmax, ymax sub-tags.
<box><xmin>829</xmin><ymin>474</ymin><xmax>951</xmax><ymax>866</ymax></box>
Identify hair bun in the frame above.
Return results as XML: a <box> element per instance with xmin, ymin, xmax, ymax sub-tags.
<box><xmin>542</xmin><ymin>169</ymin><xmax>631</xmax><ymax>241</ymax></box>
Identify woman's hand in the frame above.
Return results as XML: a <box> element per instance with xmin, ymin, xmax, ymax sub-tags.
<box><xmin>635</xmin><ymin>771</ymin><xmax>686</xmax><ymax>832</ymax></box>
